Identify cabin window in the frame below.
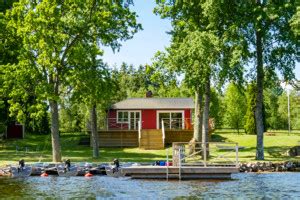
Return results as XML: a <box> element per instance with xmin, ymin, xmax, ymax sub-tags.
<box><xmin>117</xmin><ymin>111</ymin><xmax>128</xmax><ymax>123</ymax></box>
<box><xmin>158</xmin><ymin>111</ymin><xmax>184</xmax><ymax>129</ymax></box>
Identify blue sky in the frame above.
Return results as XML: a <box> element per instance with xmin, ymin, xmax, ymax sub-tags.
<box><xmin>102</xmin><ymin>0</ymin><xmax>300</xmax><ymax>80</ymax></box>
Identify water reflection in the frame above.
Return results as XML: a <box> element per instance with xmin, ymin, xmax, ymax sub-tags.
<box><xmin>0</xmin><ymin>173</ymin><xmax>300</xmax><ymax>199</ymax></box>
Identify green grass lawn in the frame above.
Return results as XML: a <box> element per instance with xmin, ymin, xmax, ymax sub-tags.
<box><xmin>0</xmin><ymin>131</ymin><xmax>299</xmax><ymax>166</ymax></box>
<box><xmin>0</xmin><ymin>133</ymin><xmax>170</xmax><ymax>166</ymax></box>
<box><xmin>211</xmin><ymin>133</ymin><xmax>300</xmax><ymax>162</ymax></box>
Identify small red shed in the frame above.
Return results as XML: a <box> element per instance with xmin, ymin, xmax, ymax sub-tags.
<box><xmin>6</xmin><ymin>122</ymin><xmax>24</xmax><ymax>139</ymax></box>
<box><xmin>107</xmin><ymin>97</ymin><xmax>194</xmax><ymax>130</ymax></box>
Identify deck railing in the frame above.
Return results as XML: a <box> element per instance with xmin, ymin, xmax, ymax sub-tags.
<box><xmin>162</xmin><ymin>120</ymin><xmax>165</xmax><ymax>145</ymax></box>
<box><xmin>102</xmin><ymin>118</ymin><xmax>141</xmax><ymax>130</ymax></box>
<box><xmin>101</xmin><ymin>118</ymin><xmax>193</xmax><ymax>130</ymax></box>
<box><xmin>161</xmin><ymin>118</ymin><xmax>193</xmax><ymax>130</ymax></box>
<box><xmin>172</xmin><ymin>142</ymin><xmax>239</xmax><ymax>167</ymax></box>
<box><xmin>138</xmin><ymin>120</ymin><xmax>142</xmax><ymax>144</ymax></box>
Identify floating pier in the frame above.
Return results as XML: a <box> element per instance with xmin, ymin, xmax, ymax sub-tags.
<box><xmin>121</xmin><ymin>142</ymin><xmax>241</xmax><ymax>180</ymax></box>
<box><xmin>122</xmin><ymin>166</ymin><xmax>239</xmax><ymax>179</ymax></box>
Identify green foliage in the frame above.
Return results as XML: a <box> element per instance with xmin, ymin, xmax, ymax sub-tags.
<box><xmin>209</xmin><ymin>88</ymin><xmax>224</xmax><ymax>128</ymax></box>
<box><xmin>278</xmin><ymin>90</ymin><xmax>300</xmax><ymax>130</ymax></box>
<box><xmin>112</xmin><ymin>61</ymin><xmax>185</xmax><ymax>99</ymax></box>
<box><xmin>59</xmin><ymin>103</ymin><xmax>87</xmax><ymax>132</ymax></box>
<box><xmin>2</xmin><ymin>0</ymin><xmax>141</xmax><ymax>161</ymax></box>
<box><xmin>167</xmin><ymin>31</ymin><xmax>220</xmax><ymax>92</ymax></box>
<box><xmin>244</xmin><ymin>83</ymin><xmax>257</xmax><ymax>135</ymax></box>
<box><xmin>223</xmin><ymin>82</ymin><xmax>246</xmax><ymax>133</ymax></box>
<box><xmin>290</xmin><ymin>6</ymin><xmax>300</xmax><ymax>36</ymax></box>
<box><xmin>4</xmin><ymin>0</ymin><xmax>141</xmax><ymax>120</ymax></box>
<box><xmin>0</xmin><ymin>0</ymin><xmax>18</xmax><ymax>13</ymax></box>
<box><xmin>264</xmin><ymin>87</ymin><xmax>285</xmax><ymax>130</ymax></box>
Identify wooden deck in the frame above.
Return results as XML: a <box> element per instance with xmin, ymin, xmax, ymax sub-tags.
<box><xmin>121</xmin><ymin>166</ymin><xmax>239</xmax><ymax>179</ymax></box>
<box><xmin>95</xmin><ymin>129</ymin><xmax>197</xmax><ymax>148</ymax></box>
<box><xmin>97</xmin><ymin>130</ymin><xmax>138</xmax><ymax>147</ymax></box>
<box><xmin>165</xmin><ymin>130</ymin><xmax>193</xmax><ymax>144</ymax></box>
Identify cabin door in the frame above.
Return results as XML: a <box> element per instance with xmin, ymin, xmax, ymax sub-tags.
<box><xmin>129</xmin><ymin>111</ymin><xmax>140</xmax><ymax>130</ymax></box>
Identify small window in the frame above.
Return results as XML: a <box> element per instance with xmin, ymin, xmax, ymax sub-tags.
<box><xmin>117</xmin><ymin>111</ymin><xmax>128</xmax><ymax>123</ymax></box>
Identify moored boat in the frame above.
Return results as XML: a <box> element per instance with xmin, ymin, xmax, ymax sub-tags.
<box><xmin>56</xmin><ymin>164</ymin><xmax>78</xmax><ymax>177</ymax></box>
<box><xmin>10</xmin><ymin>166</ymin><xmax>32</xmax><ymax>178</ymax></box>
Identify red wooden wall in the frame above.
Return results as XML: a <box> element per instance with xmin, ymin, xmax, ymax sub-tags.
<box><xmin>107</xmin><ymin>109</ymin><xmax>192</xmax><ymax>130</ymax></box>
<box><xmin>141</xmin><ymin>109</ymin><xmax>156</xmax><ymax>129</ymax></box>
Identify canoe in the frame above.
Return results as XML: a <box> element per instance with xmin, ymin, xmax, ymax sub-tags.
<box><xmin>56</xmin><ymin>164</ymin><xmax>78</xmax><ymax>177</ymax></box>
<box><xmin>10</xmin><ymin>166</ymin><xmax>32</xmax><ymax>178</ymax></box>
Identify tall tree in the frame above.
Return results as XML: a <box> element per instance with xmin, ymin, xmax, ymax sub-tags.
<box><xmin>206</xmin><ymin>0</ymin><xmax>299</xmax><ymax>160</ymax></box>
<box><xmin>6</xmin><ymin>0</ymin><xmax>141</xmax><ymax>162</ymax></box>
<box><xmin>155</xmin><ymin>0</ymin><xmax>245</xmax><ymax>144</ymax></box>
<box><xmin>167</xmin><ymin>31</ymin><xmax>220</xmax><ymax>142</ymax></box>
<box><xmin>70</xmin><ymin>48</ymin><xmax>116</xmax><ymax>158</ymax></box>
<box><xmin>245</xmin><ymin>1</ymin><xmax>297</xmax><ymax>159</ymax></box>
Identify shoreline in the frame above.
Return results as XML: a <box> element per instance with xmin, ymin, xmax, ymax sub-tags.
<box><xmin>1</xmin><ymin>161</ymin><xmax>300</xmax><ymax>176</ymax></box>
<box><xmin>239</xmin><ymin>161</ymin><xmax>300</xmax><ymax>172</ymax></box>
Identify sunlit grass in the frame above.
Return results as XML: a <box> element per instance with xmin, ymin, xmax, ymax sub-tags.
<box><xmin>0</xmin><ymin>131</ymin><xmax>299</xmax><ymax>166</ymax></box>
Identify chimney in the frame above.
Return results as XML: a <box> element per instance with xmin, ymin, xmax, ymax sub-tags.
<box><xmin>145</xmin><ymin>90</ymin><xmax>153</xmax><ymax>98</ymax></box>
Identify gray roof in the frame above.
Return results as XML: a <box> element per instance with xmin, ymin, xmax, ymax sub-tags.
<box><xmin>111</xmin><ymin>98</ymin><xmax>194</xmax><ymax>109</ymax></box>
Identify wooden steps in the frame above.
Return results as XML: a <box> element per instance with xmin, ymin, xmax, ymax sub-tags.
<box><xmin>139</xmin><ymin>129</ymin><xmax>164</xmax><ymax>150</ymax></box>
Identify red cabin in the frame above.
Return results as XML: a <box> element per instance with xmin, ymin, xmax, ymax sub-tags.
<box><xmin>107</xmin><ymin>98</ymin><xmax>194</xmax><ymax>131</ymax></box>
<box><xmin>97</xmin><ymin>97</ymin><xmax>194</xmax><ymax>149</ymax></box>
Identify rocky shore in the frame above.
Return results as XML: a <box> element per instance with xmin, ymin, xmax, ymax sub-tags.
<box><xmin>239</xmin><ymin>161</ymin><xmax>300</xmax><ymax>172</ymax></box>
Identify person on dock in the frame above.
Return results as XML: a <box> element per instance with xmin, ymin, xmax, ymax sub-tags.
<box><xmin>64</xmin><ymin>159</ymin><xmax>71</xmax><ymax>172</ymax></box>
<box><xmin>112</xmin><ymin>159</ymin><xmax>119</xmax><ymax>173</ymax></box>
<box><xmin>18</xmin><ymin>159</ymin><xmax>25</xmax><ymax>173</ymax></box>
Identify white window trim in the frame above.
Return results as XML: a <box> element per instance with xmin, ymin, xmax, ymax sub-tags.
<box><xmin>116</xmin><ymin>110</ymin><xmax>142</xmax><ymax>124</ymax></box>
<box><xmin>117</xmin><ymin>110</ymin><xmax>129</xmax><ymax>123</ymax></box>
<box><xmin>156</xmin><ymin>110</ymin><xmax>185</xmax><ymax>130</ymax></box>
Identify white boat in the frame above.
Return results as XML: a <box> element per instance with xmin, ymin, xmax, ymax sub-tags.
<box><xmin>105</xmin><ymin>165</ymin><xmax>125</xmax><ymax>177</ymax></box>
<box><xmin>105</xmin><ymin>163</ymin><xmax>139</xmax><ymax>177</ymax></box>
<box><xmin>10</xmin><ymin>166</ymin><xmax>32</xmax><ymax>178</ymax></box>
<box><xmin>56</xmin><ymin>164</ymin><xmax>78</xmax><ymax>177</ymax></box>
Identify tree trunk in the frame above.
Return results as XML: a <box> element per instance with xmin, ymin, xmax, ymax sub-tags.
<box><xmin>49</xmin><ymin>100</ymin><xmax>62</xmax><ymax>162</ymax></box>
<box><xmin>255</xmin><ymin>13</ymin><xmax>265</xmax><ymax>160</ymax></box>
<box><xmin>194</xmin><ymin>89</ymin><xmax>203</xmax><ymax>142</ymax></box>
<box><xmin>202</xmin><ymin>77</ymin><xmax>210</xmax><ymax>158</ymax></box>
<box><xmin>90</xmin><ymin>103</ymin><xmax>99</xmax><ymax>158</ymax></box>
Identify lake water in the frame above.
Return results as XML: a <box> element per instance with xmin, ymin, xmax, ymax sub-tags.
<box><xmin>0</xmin><ymin>173</ymin><xmax>300</xmax><ymax>199</ymax></box>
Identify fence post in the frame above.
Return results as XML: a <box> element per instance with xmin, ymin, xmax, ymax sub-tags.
<box><xmin>203</xmin><ymin>142</ymin><xmax>207</xmax><ymax>167</ymax></box>
<box><xmin>162</xmin><ymin>120</ymin><xmax>165</xmax><ymax>146</ymax></box>
<box><xmin>179</xmin><ymin>146</ymin><xmax>182</xmax><ymax>180</ymax></box>
<box><xmin>166</xmin><ymin>148</ymin><xmax>169</xmax><ymax>181</ymax></box>
<box><xmin>138</xmin><ymin>120</ymin><xmax>141</xmax><ymax>146</ymax></box>
<box><xmin>235</xmin><ymin>143</ymin><xmax>239</xmax><ymax>168</ymax></box>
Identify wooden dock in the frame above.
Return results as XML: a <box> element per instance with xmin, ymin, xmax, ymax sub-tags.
<box><xmin>121</xmin><ymin>166</ymin><xmax>239</xmax><ymax>179</ymax></box>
